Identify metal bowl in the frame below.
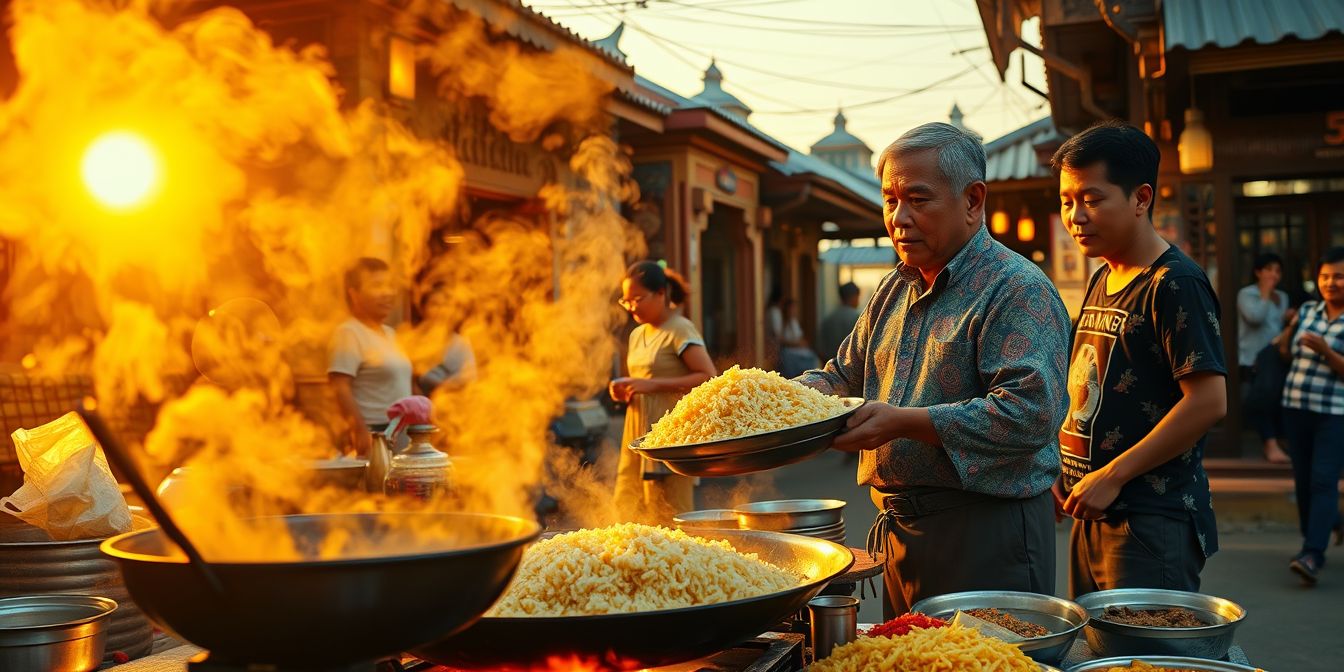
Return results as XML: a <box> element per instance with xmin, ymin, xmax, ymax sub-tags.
<box><xmin>1066</xmin><ymin>656</ymin><xmax>1261</xmax><ymax>671</ymax></box>
<box><xmin>1074</xmin><ymin>589</ymin><xmax>1247</xmax><ymax>660</ymax></box>
<box><xmin>672</xmin><ymin>510</ymin><xmax>740</xmax><ymax>530</ymax></box>
<box><xmin>101</xmin><ymin>512</ymin><xmax>540</xmax><ymax>668</ymax></box>
<box><xmin>735</xmin><ymin>499</ymin><xmax>846</xmax><ymax>531</ymax></box>
<box><xmin>416</xmin><ymin>528</ymin><xmax>855</xmax><ymax>669</ymax></box>
<box><xmin>629</xmin><ymin>397</ymin><xmax>865</xmax><ymax>459</ymax></box>
<box><xmin>0</xmin><ymin>595</ymin><xmax>117</xmax><ymax>672</ymax></box>
<box><xmin>910</xmin><ymin>590</ymin><xmax>1089</xmax><ymax>666</ymax></box>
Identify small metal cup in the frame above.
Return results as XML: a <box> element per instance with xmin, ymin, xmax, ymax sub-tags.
<box><xmin>808</xmin><ymin>595</ymin><xmax>859</xmax><ymax>662</ymax></box>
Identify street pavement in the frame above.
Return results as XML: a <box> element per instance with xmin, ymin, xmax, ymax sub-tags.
<box><xmin>592</xmin><ymin>437</ymin><xmax>1343</xmax><ymax>672</ymax></box>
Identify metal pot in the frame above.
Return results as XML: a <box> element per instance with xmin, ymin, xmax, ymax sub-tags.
<box><xmin>0</xmin><ymin>515</ymin><xmax>154</xmax><ymax>660</ymax></box>
<box><xmin>1074</xmin><ymin>588</ymin><xmax>1247</xmax><ymax>659</ymax></box>
<box><xmin>0</xmin><ymin>595</ymin><xmax>117</xmax><ymax>672</ymax></box>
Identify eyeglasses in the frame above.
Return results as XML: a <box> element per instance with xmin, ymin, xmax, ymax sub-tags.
<box><xmin>618</xmin><ymin>293</ymin><xmax>653</xmax><ymax>311</ymax></box>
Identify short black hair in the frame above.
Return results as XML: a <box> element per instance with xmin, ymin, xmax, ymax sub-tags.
<box><xmin>344</xmin><ymin>257</ymin><xmax>389</xmax><ymax>306</ymax></box>
<box><xmin>1252</xmin><ymin>252</ymin><xmax>1283</xmax><ymax>272</ymax></box>
<box><xmin>1050</xmin><ymin>120</ymin><xmax>1160</xmax><ymax>216</ymax></box>
<box><xmin>838</xmin><ymin>282</ymin><xmax>860</xmax><ymax>301</ymax></box>
<box><xmin>1322</xmin><ymin>246</ymin><xmax>1344</xmax><ymax>268</ymax></box>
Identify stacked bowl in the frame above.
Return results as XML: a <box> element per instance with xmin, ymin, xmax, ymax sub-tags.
<box><xmin>733</xmin><ymin>499</ymin><xmax>847</xmax><ymax>545</ymax></box>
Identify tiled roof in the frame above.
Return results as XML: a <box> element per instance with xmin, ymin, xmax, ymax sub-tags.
<box><xmin>770</xmin><ymin>149</ymin><xmax>882</xmax><ymax>209</ymax></box>
<box><xmin>635</xmin><ymin>75</ymin><xmax>788</xmax><ymax>153</ymax></box>
<box><xmin>1164</xmin><ymin>0</ymin><xmax>1344</xmax><ymax>50</ymax></box>
<box><xmin>819</xmin><ymin>245</ymin><xmax>896</xmax><ymax>266</ymax></box>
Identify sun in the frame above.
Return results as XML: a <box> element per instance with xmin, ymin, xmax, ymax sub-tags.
<box><xmin>80</xmin><ymin>131</ymin><xmax>160</xmax><ymax>209</ymax></box>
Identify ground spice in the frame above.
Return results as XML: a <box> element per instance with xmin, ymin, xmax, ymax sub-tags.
<box><xmin>965</xmin><ymin>608</ymin><xmax>1050</xmax><ymax>638</ymax></box>
<box><xmin>863</xmin><ymin>613</ymin><xmax>948</xmax><ymax>638</ymax></box>
<box><xmin>1101</xmin><ymin>606</ymin><xmax>1208</xmax><ymax>628</ymax></box>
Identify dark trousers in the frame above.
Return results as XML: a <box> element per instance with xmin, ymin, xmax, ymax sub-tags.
<box><xmin>1282</xmin><ymin>408</ymin><xmax>1344</xmax><ymax>563</ymax></box>
<box><xmin>1239</xmin><ymin>368</ymin><xmax>1282</xmax><ymax>441</ymax></box>
<box><xmin>872</xmin><ymin>488</ymin><xmax>1055</xmax><ymax>619</ymax></box>
<box><xmin>1069</xmin><ymin>514</ymin><xmax>1204</xmax><ymax>598</ymax></box>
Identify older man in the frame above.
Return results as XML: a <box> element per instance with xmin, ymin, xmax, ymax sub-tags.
<box><xmin>798</xmin><ymin>123</ymin><xmax>1071</xmax><ymax>616</ymax></box>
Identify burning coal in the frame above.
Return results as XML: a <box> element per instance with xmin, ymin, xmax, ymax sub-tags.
<box><xmin>0</xmin><ymin>0</ymin><xmax>640</xmax><ymax>559</ymax></box>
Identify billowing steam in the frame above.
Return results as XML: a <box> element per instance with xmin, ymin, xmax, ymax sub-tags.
<box><xmin>0</xmin><ymin>0</ymin><xmax>640</xmax><ymax>559</ymax></box>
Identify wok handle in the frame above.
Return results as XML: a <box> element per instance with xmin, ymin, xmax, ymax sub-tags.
<box><xmin>78</xmin><ymin>404</ymin><xmax>227</xmax><ymax>597</ymax></box>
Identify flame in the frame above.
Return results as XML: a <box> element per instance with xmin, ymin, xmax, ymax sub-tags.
<box><xmin>1</xmin><ymin>0</ymin><xmax>642</xmax><ymax>560</ymax></box>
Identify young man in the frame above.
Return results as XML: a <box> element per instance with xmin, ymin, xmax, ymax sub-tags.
<box><xmin>1052</xmin><ymin>121</ymin><xmax>1228</xmax><ymax>596</ymax></box>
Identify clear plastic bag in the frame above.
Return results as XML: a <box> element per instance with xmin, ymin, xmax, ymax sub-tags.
<box><xmin>0</xmin><ymin>411</ymin><xmax>132</xmax><ymax>540</ymax></box>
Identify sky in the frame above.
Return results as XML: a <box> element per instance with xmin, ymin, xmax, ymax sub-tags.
<box><xmin>522</xmin><ymin>0</ymin><xmax>1048</xmax><ymax>154</ymax></box>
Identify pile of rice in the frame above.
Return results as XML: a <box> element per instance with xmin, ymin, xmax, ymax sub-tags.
<box><xmin>489</xmin><ymin>523</ymin><xmax>798</xmax><ymax>617</ymax></box>
<box><xmin>643</xmin><ymin>366</ymin><xmax>849</xmax><ymax>447</ymax></box>
<box><xmin>809</xmin><ymin>623</ymin><xmax>1039</xmax><ymax>672</ymax></box>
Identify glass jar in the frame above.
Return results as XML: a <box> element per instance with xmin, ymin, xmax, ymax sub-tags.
<box><xmin>383</xmin><ymin>425</ymin><xmax>451</xmax><ymax>501</ymax></box>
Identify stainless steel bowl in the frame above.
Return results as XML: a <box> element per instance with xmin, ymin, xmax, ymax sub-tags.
<box><xmin>735</xmin><ymin>499</ymin><xmax>846</xmax><ymax>531</ymax></box>
<box><xmin>1066</xmin><ymin>656</ymin><xmax>1261</xmax><ymax>671</ymax></box>
<box><xmin>909</xmin><ymin>590</ymin><xmax>1088</xmax><ymax>666</ymax></box>
<box><xmin>0</xmin><ymin>595</ymin><xmax>117</xmax><ymax>672</ymax></box>
<box><xmin>672</xmin><ymin>510</ymin><xmax>740</xmax><ymax>530</ymax></box>
<box><xmin>1074</xmin><ymin>589</ymin><xmax>1247</xmax><ymax>660</ymax></box>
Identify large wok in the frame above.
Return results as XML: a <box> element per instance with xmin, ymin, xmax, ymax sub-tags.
<box><xmin>416</xmin><ymin>528</ymin><xmax>854</xmax><ymax>669</ymax></box>
<box><xmin>100</xmin><ymin>512</ymin><xmax>539</xmax><ymax>667</ymax></box>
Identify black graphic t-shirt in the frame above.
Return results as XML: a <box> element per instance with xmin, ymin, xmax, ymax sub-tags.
<box><xmin>1059</xmin><ymin>246</ymin><xmax>1225</xmax><ymax>557</ymax></box>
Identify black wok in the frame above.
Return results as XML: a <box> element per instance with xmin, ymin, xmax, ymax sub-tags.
<box><xmin>416</xmin><ymin>528</ymin><xmax>854</xmax><ymax>669</ymax></box>
<box><xmin>100</xmin><ymin>512</ymin><xmax>540</xmax><ymax>667</ymax></box>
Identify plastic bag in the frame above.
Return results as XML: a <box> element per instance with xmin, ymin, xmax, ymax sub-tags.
<box><xmin>0</xmin><ymin>412</ymin><xmax>132</xmax><ymax>540</ymax></box>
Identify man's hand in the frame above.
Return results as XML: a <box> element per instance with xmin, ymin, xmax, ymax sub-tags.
<box><xmin>1062</xmin><ymin>467</ymin><xmax>1123</xmax><ymax>520</ymax></box>
<box><xmin>1051</xmin><ymin>478</ymin><xmax>1067</xmax><ymax>523</ymax></box>
<box><xmin>1302</xmin><ymin>332</ymin><xmax>1332</xmax><ymax>356</ymax></box>
<box><xmin>831</xmin><ymin>401</ymin><xmax>901</xmax><ymax>453</ymax></box>
<box><xmin>350</xmin><ymin>427</ymin><xmax>372</xmax><ymax>459</ymax></box>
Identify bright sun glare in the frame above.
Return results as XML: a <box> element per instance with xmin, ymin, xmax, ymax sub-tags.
<box><xmin>80</xmin><ymin>131</ymin><xmax>159</xmax><ymax>209</ymax></box>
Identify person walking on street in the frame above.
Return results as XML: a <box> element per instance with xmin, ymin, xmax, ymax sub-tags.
<box><xmin>1278</xmin><ymin>247</ymin><xmax>1344</xmax><ymax>585</ymax></box>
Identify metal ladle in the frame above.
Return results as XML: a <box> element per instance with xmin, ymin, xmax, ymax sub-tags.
<box><xmin>77</xmin><ymin>404</ymin><xmax>226</xmax><ymax>598</ymax></box>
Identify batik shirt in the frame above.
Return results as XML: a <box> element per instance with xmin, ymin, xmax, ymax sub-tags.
<box><xmin>1059</xmin><ymin>246</ymin><xmax>1225</xmax><ymax>557</ymax></box>
<box><xmin>798</xmin><ymin>225</ymin><xmax>1071</xmax><ymax>499</ymax></box>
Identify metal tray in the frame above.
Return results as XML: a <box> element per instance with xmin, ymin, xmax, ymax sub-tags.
<box><xmin>735</xmin><ymin>499</ymin><xmax>847</xmax><ymax>530</ymax></box>
<box><xmin>909</xmin><ymin>590</ymin><xmax>1088</xmax><ymax>666</ymax></box>
<box><xmin>629</xmin><ymin>397</ymin><xmax>865</xmax><ymax>459</ymax></box>
<box><xmin>415</xmin><ymin>529</ymin><xmax>855</xmax><ymax>669</ymax></box>
<box><xmin>644</xmin><ymin>433</ymin><xmax>843</xmax><ymax>478</ymax></box>
<box><xmin>1067</xmin><ymin>656</ymin><xmax>1262</xmax><ymax>671</ymax></box>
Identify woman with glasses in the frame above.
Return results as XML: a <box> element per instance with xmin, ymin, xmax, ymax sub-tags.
<box><xmin>610</xmin><ymin>261</ymin><xmax>717</xmax><ymax>521</ymax></box>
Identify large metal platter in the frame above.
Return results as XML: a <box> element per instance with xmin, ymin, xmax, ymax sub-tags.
<box><xmin>415</xmin><ymin>529</ymin><xmax>855</xmax><ymax>669</ymax></box>
<box><xmin>643</xmin><ymin>432</ymin><xmax>846</xmax><ymax>478</ymax></box>
<box><xmin>629</xmin><ymin>397</ymin><xmax>865</xmax><ymax>459</ymax></box>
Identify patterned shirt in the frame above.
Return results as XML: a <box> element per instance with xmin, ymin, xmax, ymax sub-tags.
<box><xmin>1059</xmin><ymin>246</ymin><xmax>1225</xmax><ymax>558</ymax></box>
<box><xmin>798</xmin><ymin>225</ymin><xmax>1071</xmax><ymax>498</ymax></box>
<box><xmin>1283</xmin><ymin>301</ymin><xmax>1344</xmax><ymax>416</ymax></box>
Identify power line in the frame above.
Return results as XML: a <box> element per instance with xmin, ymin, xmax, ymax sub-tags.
<box><xmin>752</xmin><ymin>63</ymin><xmax>982</xmax><ymax>115</ymax></box>
<box><xmin>658</xmin><ymin>0</ymin><xmax>980</xmax><ymax>31</ymax></box>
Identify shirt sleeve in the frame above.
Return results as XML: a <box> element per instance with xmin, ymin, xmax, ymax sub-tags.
<box><xmin>669</xmin><ymin>318</ymin><xmax>706</xmax><ymax>356</ymax></box>
<box><xmin>1236</xmin><ymin>286</ymin><xmax>1273</xmax><ymax>327</ymax></box>
<box><xmin>1155</xmin><ymin>272</ymin><xmax>1228</xmax><ymax>380</ymax></box>
<box><xmin>925</xmin><ymin>275</ymin><xmax>1072</xmax><ymax>492</ymax></box>
<box><xmin>327</xmin><ymin>324</ymin><xmax>362</xmax><ymax>377</ymax></box>
<box><xmin>795</xmin><ymin>272</ymin><xmax>894</xmax><ymax>397</ymax></box>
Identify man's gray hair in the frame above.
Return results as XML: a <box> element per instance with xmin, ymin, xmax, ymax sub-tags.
<box><xmin>876</xmin><ymin>122</ymin><xmax>986</xmax><ymax>194</ymax></box>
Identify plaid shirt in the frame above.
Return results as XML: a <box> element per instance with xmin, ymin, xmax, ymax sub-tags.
<box><xmin>798</xmin><ymin>226</ymin><xmax>1071</xmax><ymax>498</ymax></box>
<box><xmin>1283</xmin><ymin>301</ymin><xmax>1344</xmax><ymax>416</ymax></box>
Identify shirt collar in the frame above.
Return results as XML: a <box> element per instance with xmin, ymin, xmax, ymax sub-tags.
<box><xmin>895</xmin><ymin>224</ymin><xmax>991</xmax><ymax>293</ymax></box>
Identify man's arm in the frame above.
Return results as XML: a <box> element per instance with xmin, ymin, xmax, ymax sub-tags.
<box><xmin>1237</xmin><ymin>287</ymin><xmax>1272</xmax><ymax>326</ymax></box>
<box><xmin>1064</xmin><ymin>372</ymin><xmax>1225</xmax><ymax>518</ymax></box>
<box><xmin>329</xmin><ymin>373</ymin><xmax>371</xmax><ymax>457</ymax></box>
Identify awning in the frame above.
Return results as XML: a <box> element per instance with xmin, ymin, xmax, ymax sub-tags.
<box><xmin>1164</xmin><ymin>0</ymin><xmax>1344</xmax><ymax>51</ymax></box>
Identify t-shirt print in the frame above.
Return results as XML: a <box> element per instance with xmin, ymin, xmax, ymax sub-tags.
<box><xmin>1057</xmin><ymin>246</ymin><xmax>1227</xmax><ymax>557</ymax></box>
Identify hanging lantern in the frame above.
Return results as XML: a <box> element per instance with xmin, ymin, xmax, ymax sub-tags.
<box><xmin>1017</xmin><ymin>208</ymin><xmax>1036</xmax><ymax>242</ymax></box>
<box><xmin>991</xmin><ymin>209</ymin><xmax>1010</xmax><ymax>236</ymax></box>
<box><xmin>1178</xmin><ymin>108</ymin><xmax>1213</xmax><ymax>174</ymax></box>
<box><xmin>389</xmin><ymin>35</ymin><xmax>416</xmax><ymax>100</ymax></box>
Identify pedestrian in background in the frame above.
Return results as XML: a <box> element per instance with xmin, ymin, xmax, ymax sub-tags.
<box><xmin>1238</xmin><ymin>252</ymin><xmax>1290</xmax><ymax>463</ymax></box>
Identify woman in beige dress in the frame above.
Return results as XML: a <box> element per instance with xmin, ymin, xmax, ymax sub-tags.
<box><xmin>610</xmin><ymin>261</ymin><xmax>716</xmax><ymax>521</ymax></box>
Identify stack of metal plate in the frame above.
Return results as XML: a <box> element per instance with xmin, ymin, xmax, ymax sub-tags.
<box><xmin>733</xmin><ymin>499</ymin><xmax>847</xmax><ymax>545</ymax></box>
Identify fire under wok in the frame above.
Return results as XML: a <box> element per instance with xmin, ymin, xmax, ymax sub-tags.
<box><xmin>100</xmin><ymin>512</ymin><xmax>540</xmax><ymax>667</ymax></box>
<box><xmin>416</xmin><ymin>528</ymin><xmax>855</xmax><ymax>669</ymax></box>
